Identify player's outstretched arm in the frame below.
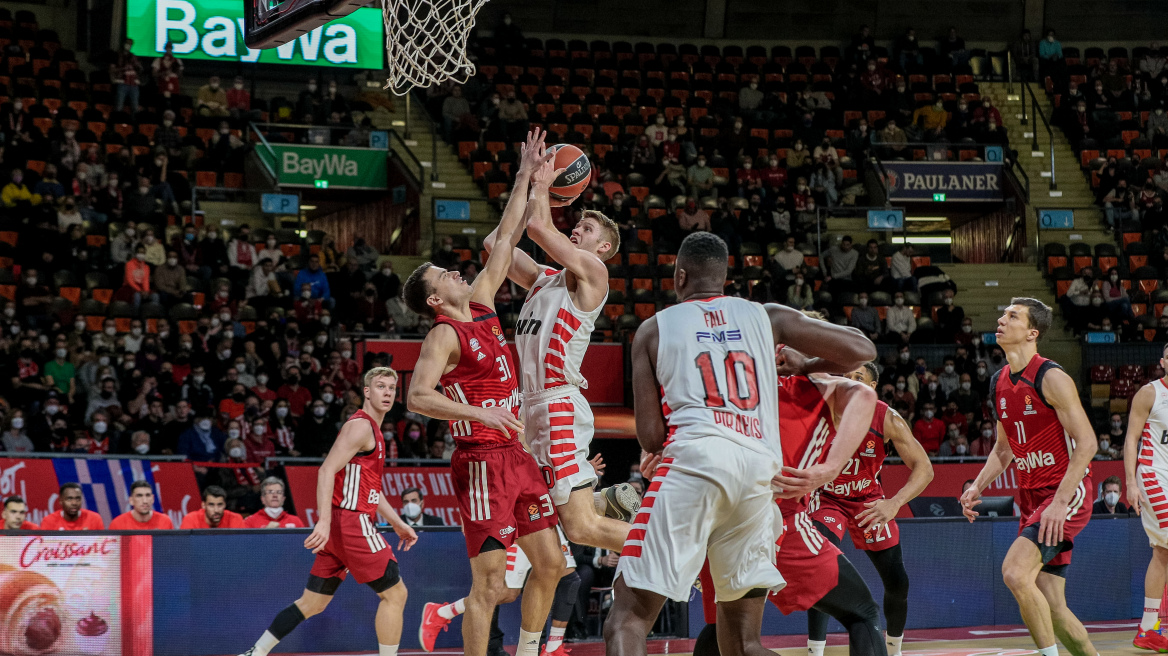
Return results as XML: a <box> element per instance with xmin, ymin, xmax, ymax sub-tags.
<box><xmin>961</xmin><ymin>422</ymin><xmax>1014</xmax><ymax>521</ymax></box>
<box><xmin>631</xmin><ymin>316</ymin><xmax>666</xmax><ymax>456</ymax></box>
<box><xmin>1124</xmin><ymin>384</ymin><xmax>1154</xmax><ymax>514</ymax></box>
<box><xmin>526</xmin><ymin>165</ymin><xmax>609</xmax><ymax>307</ymax></box>
<box><xmin>304</xmin><ymin>418</ymin><xmax>372</xmax><ymax>553</ymax></box>
<box><xmin>773</xmin><ymin>375</ymin><xmax>875</xmax><ymax>498</ymax></box>
<box><xmin>483</xmin><ymin>184</ymin><xmax>544</xmax><ymax>290</ymax></box>
<box><xmin>377</xmin><ymin>495</ymin><xmax>418</xmax><ymax>551</ymax></box>
<box><xmin>406</xmin><ymin>324</ymin><xmax>524</xmax><ymax>435</ymax></box>
<box><xmin>472</xmin><ymin>129</ymin><xmax>552</xmax><ymax>306</ymax></box>
<box><xmin>766</xmin><ymin>303</ymin><xmax>876</xmax><ymax>374</ymax></box>
<box><xmin>858</xmin><ymin>407</ymin><xmax>934</xmax><ymax>529</ymax></box>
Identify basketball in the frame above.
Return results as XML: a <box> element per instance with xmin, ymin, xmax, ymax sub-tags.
<box><xmin>547</xmin><ymin>144</ymin><xmax>591</xmax><ymax>207</ymax></box>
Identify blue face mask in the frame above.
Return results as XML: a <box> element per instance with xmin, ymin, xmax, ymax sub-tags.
<box><xmin>185</xmin><ymin>233</ymin><xmax>195</xmax><ymax>241</ymax></box>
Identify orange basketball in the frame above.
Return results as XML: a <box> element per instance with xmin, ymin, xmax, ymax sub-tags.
<box><xmin>547</xmin><ymin>144</ymin><xmax>591</xmax><ymax>207</ymax></box>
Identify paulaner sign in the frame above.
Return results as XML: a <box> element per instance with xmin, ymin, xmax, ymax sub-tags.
<box><xmin>881</xmin><ymin>162</ymin><xmax>1005</xmax><ymax>202</ymax></box>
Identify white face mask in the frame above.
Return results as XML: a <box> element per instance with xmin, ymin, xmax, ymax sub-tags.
<box><xmin>321</xmin><ymin>316</ymin><xmax>332</xmax><ymax>326</ymax></box>
<box><xmin>75</xmin><ymin>321</ymin><xmax>87</xmax><ymax>331</ymax></box>
<box><xmin>944</xmin><ymin>365</ymin><xmax>954</xmax><ymax>374</ymax></box>
<box><xmin>1104</xmin><ymin>491</ymin><xmax>1120</xmax><ymax>507</ymax></box>
<box><xmin>981</xmin><ymin>429</ymin><xmax>993</xmax><ymax>438</ymax></box>
<box><xmin>253</xmin><ymin>425</ymin><xmax>266</xmax><ymax>436</ymax></box>
<box><xmin>402</xmin><ymin>501</ymin><xmax>422</xmax><ymax>519</ymax></box>
<box><xmin>923</xmin><ymin>410</ymin><xmax>934</xmax><ymax>419</ymax></box>
<box><xmin>45</xmin><ymin>404</ymin><xmax>59</xmax><ymax>415</ymax></box>
<box><xmin>321</xmin><ymin>393</ymin><xmax>334</xmax><ymax>403</ymax></box>
<box><xmin>10</xmin><ymin>418</ymin><xmax>24</xmax><ymax>430</ymax></box>
<box><xmin>93</xmin><ymin>421</ymin><xmax>108</xmax><ymax>434</ymax></box>
<box><xmin>228</xmin><ymin>429</ymin><xmax>241</xmax><ymax>439</ymax></box>
<box><xmin>956</xmin><ymin>444</ymin><xmax>968</xmax><ymax>455</ymax></box>
<box><xmin>167</xmin><ymin>257</ymin><xmax>178</xmax><ymax>266</ymax></box>
<box><xmin>1100</xmin><ymin>439</ymin><xmax>1111</xmax><ymax>451</ymax></box>
<box><xmin>56</xmin><ymin>348</ymin><xmax>68</xmax><ymax>358</ymax></box>
<box><xmin>341</xmin><ymin>350</ymin><xmax>352</xmax><ymax>359</ymax></box>
<box><xmin>257</xmin><ymin>375</ymin><xmax>269</xmax><ymax>385</ymax></box>
<box><xmin>228</xmin><ymin>446</ymin><xmax>245</xmax><ymax>458</ymax></box>
<box><xmin>105</xmin><ymin>326</ymin><xmax>117</xmax><ymax>336</ymax></box>
<box><xmin>99</xmin><ymin>356</ymin><xmax>111</xmax><ymax>367</ymax></box>
<box><xmin>198</xmin><ymin>419</ymin><xmax>212</xmax><ymax>431</ymax></box>
<box><xmin>131</xmin><ymin>328</ymin><xmax>142</xmax><ymax>336</ymax></box>
<box><xmin>313</xmin><ymin>406</ymin><xmax>327</xmax><ymax>417</ymax></box>
<box><xmin>264</xmin><ymin>506</ymin><xmax>284</xmax><ymax>518</ymax></box>
<box><xmin>961</xmin><ymin>382</ymin><xmax>972</xmax><ymax>391</ymax></box>
<box><xmin>276</xmin><ymin>407</ymin><xmax>289</xmax><ymax>418</ymax></box>
<box><xmin>134</xmin><ymin>443</ymin><xmax>150</xmax><ymax>454</ymax></box>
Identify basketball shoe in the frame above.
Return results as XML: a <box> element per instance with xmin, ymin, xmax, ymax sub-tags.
<box><xmin>419</xmin><ymin>602</ymin><xmax>451</xmax><ymax>652</ymax></box>
<box><xmin>593</xmin><ymin>483</ymin><xmax>642</xmax><ymax>521</ymax></box>
<box><xmin>541</xmin><ymin>644</ymin><xmax>571</xmax><ymax>656</ymax></box>
<box><xmin>1134</xmin><ymin>628</ymin><xmax>1168</xmax><ymax>652</ymax></box>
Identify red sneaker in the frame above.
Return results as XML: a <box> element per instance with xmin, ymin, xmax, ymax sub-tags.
<box><xmin>419</xmin><ymin>602</ymin><xmax>451</xmax><ymax>652</ymax></box>
<box><xmin>541</xmin><ymin>644</ymin><xmax>571</xmax><ymax>656</ymax></box>
<box><xmin>1134</xmin><ymin>629</ymin><xmax>1168</xmax><ymax>652</ymax></box>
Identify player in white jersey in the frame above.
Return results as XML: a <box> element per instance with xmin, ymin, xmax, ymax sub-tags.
<box><xmin>1124</xmin><ymin>346</ymin><xmax>1168</xmax><ymax>652</ymax></box>
<box><xmin>482</xmin><ymin>162</ymin><xmax>638</xmax><ymax>554</ymax></box>
<box><xmin>605</xmin><ymin>232</ymin><xmax>877</xmax><ymax>656</ymax></box>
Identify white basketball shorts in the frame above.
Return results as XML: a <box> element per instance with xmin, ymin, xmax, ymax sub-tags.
<box><xmin>524</xmin><ymin>388</ymin><xmax>597</xmax><ymax>506</ymax></box>
<box><xmin>1139</xmin><ymin>465</ymin><xmax>1168</xmax><ymax>548</ymax></box>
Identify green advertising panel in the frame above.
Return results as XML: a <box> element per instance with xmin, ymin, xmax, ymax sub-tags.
<box><xmin>257</xmin><ymin>143</ymin><xmax>388</xmax><ymax>189</ymax></box>
<box><xmin>125</xmin><ymin>0</ymin><xmax>384</xmax><ymax>68</ymax></box>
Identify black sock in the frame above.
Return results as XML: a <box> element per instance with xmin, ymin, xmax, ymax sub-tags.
<box><xmin>267</xmin><ymin>604</ymin><xmax>307</xmax><ymax>640</ymax></box>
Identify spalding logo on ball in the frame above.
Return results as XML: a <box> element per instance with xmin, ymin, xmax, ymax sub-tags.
<box><xmin>547</xmin><ymin>144</ymin><xmax>591</xmax><ymax>207</ymax></box>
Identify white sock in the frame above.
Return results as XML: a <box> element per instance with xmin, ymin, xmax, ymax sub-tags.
<box><xmin>438</xmin><ymin>598</ymin><xmax>466</xmax><ymax>620</ymax></box>
<box><xmin>886</xmin><ymin>633</ymin><xmax>903</xmax><ymax>656</ymax></box>
<box><xmin>518</xmin><ymin>629</ymin><xmax>542</xmax><ymax>656</ymax></box>
<box><xmin>1038</xmin><ymin>645</ymin><xmax>1058</xmax><ymax>656</ymax></box>
<box><xmin>546</xmin><ymin>626</ymin><xmax>566</xmax><ymax>651</ymax></box>
<box><xmin>379</xmin><ymin>644</ymin><xmax>398</xmax><ymax>656</ymax></box>
<box><xmin>1143</xmin><ymin>596</ymin><xmax>1162</xmax><ymax>631</ymax></box>
<box><xmin>807</xmin><ymin>639</ymin><xmax>827</xmax><ymax>656</ymax></box>
<box><xmin>252</xmin><ymin>631</ymin><xmax>279</xmax><ymax>656</ymax></box>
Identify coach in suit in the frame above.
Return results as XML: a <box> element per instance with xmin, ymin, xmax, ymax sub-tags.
<box><xmin>401</xmin><ymin>487</ymin><xmax>445</xmax><ymax>527</ymax></box>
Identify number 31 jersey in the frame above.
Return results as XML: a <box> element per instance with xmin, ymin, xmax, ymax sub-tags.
<box><xmin>654</xmin><ymin>296</ymin><xmax>782</xmax><ymax>464</ymax></box>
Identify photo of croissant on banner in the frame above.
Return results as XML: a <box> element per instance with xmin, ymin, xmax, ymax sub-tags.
<box><xmin>0</xmin><ymin>536</ymin><xmax>121</xmax><ymax>656</ymax></box>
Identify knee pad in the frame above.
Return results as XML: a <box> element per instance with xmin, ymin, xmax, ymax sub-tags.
<box><xmin>366</xmin><ymin>559</ymin><xmax>402</xmax><ymax>594</ymax></box>
<box><xmin>552</xmin><ymin>571</ymin><xmax>582</xmax><ymax>622</ymax></box>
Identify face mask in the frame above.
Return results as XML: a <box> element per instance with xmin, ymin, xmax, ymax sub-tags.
<box><xmin>1104</xmin><ymin>491</ymin><xmax>1120</xmax><ymax>507</ymax></box>
<box><xmin>899</xmin><ymin>352</ymin><xmax>910</xmax><ymax>362</ymax></box>
<box><xmin>962</xmin><ymin>325</ymin><xmax>972</xmax><ymax>333</ymax></box>
<box><xmin>300</xmin><ymin>290</ymin><xmax>312</xmax><ymax>300</ymax></box>
<box><xmin>181</xmin><ymin>342</ymin><xmax>192</xmax><ymax>350</ymax></box>
<box><xmin>1112</xmin><ymin>420</ymin><xmax>1122</xmax><ymax>429</ymax></box>
<box><xmin>253</xmin><ymin>425</ymin><xmax>266</xmax><ymax>436</ymax></box>
<box><xmin>99</xmin><ymin>356</ymin><xmax>111</xmax><ymax>367</ymax></box>
<box><xmin>185</xmin><ymin>234</ymin><xmax>195</xmax><ymax>242</ymax></box>
<box><xmin>896</xmin><ymin>382</ymin><xmax>906</xmax><ymax>390</ymax></box>
<box><xmin>228</xmin><ymin>429</ymin><xmax>241</xmax><ymax>439</ymax></box>
<box><xmin>981</xmin><ymin>429</ymin><xmax>993</xmax><ymax>438</ymax></box>
<box><xmin>961</xmin><ymin>382</ymin><xmax>972</xmax><ymax>391</ymax></box>
<box><xmin>794</xmin><ymin>277</ymin><xmax>804</xmax><ymax>286</ymax></box>
<box><xmin>321</xmin><ymin>393</ymin><xmax>334</xmax><ymax>403</ymax></box>
<box><xmin>45</xmin><ymin>404</ymin><xmax>59</xmax><ymax>416</ymax></box>
<box><xmin>134</xmin><ymin>443</ymin><xmax>150</xmax><ymax>454</ymax></box>
<box><xmin>197</xmin><ymin>419</ymin><xmax>212</xmax><ymax>431</ymax></box>
<box><xmin>697</xmin><ymin>160</ymin><xmax>706</xmax><ymax>167</ymax></box>
<box><xmin>923</xmin><ymin>411</ymin><xmax>934</xmax><ymax>419</ymax></box>
<box><xmin>1100</xmin><ymin>440</ymin><xmax>1111</xmax><ymax>451</ymax></box>
<box><xmin>276</xmin><ymin>407</ymin><xmax>289</xmax><ymax>419</ymax></box>
<box><xmin>977</xmin><ymin>367</ymin><xmax>987</xmax><ymax>376</ymax></box>
<box><xmin>915</xmin><ymin>365</ymin><xmax>926</xmax><ymax>375</ymax></box>
<box><xmin>1091</xmin><ymin>298</ymin><xmax>1102</xmax><ymax>307</ymax></box>
<box><xmin>53</xmin><ymin>347</ymin><xmax>68</xmax><ymax>359</ymax></box>
<box><xmin>25</xmin><ymin>277</ymin><xmax>36</xmax><ymax>286</ymax></box>
<box><xmin>74</xmin><ymin>319</ymin><xmax>87</xmax><ymax>331</ymax></box>
<box><xmin>403</xmin><ymin>502</ymin><xmax>422</xmax><ymax>519</ymax></box>
<box><xmin>956</xmin><ymin>445</ymin><xmax>968</xmax><ymax>455</ymax></box>
<box><xmin>192</xmin><ymin>375</ymin><xmax>205</xmax><ymax>385</ymax></box>
<box><xmin>321</xmin><ymin>316</ymin><xmax>332</xmax><ymax>326</ymax></box>
<box><xmin>341</xmin><ymin>350</ymin><xmax>352</xmax><ymax>359</ymax></box>
<box><xmin>257</xmin><ymin>375</ymin><xmax>269</xmax><ymax>385</ymax></box>
<box><xmin>93</xmin><ymin>421</ymin><xmax>108</xmax><ymax>434</ymax></box>
<box><xmin>313</xmin><ymin>406</ymin><xmax>327</xmax><ymax>418</ymax></box>
<box><xmin>944</xmin><ymin>365</ymin><xmax>954</xmax><ymax>374</ymax></box>
<box><xmin>228</xmin><ymin>446</ymin><xmax>245</xmax><ymax>458</ymax></box>
<box><xmin>972</xmin><ymin>338</ymin><xmax>981</xmax><ymax>346</ymax></box>
<box><xmin>220</xmin><ymin>314</ymin><xmax>231</xmax><ymax>324</ymax></box>
<box><xmin>11</xmin><ymin>418</ymin><xmax>24</xmax><ymax>430</ymax></box>
<box><xmin>944</xmin><ymin>297</ymin><xmax>953</xmax><ymax>306</ymax></box>
<box><xmin>258</xmin><ymin>506</ymin><xmax>283</xmax><ymax>520</ymax></box>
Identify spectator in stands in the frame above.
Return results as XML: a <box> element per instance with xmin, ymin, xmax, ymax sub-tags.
<box><xmin>935</xmin><ymin>290</ymin><xmax>965</xmax><ymax>342</ymax></box>
<box><xmin>194</xmin><ymin>76</ymin><xmax>229</xmax><ymax>118</ymax></box>
<box><xmin>775</xmin><ymin>236</ymin><xmax>804</xmax><ymax>272</ymax></box>
<box><xmin>877</xmin><ymin>120</ymin><xmax>907</xmax><ymax>159</ymax></box>
<box><xmin>293</xmin><ymin>254</ymin><xmax>332</xmax><ymax>306</ymax></box>
<box><xmin>913</xmin><ymin>98</ymin><xmax>951</xmax><ymax>141</ymax></box>
<box><xmin>1102</xmin><ymin>179</ymin><xmax>1137</xmax><ymax>227</ymax></box>
<box><xmin>937</xmin><ymin>357</ymin><xmax>961</xmax><ymax>396</ymax></box>
<box><xmin>1093</xmin><ymin>476</ymin><xmax>1130</xmax><ymax>514</ymax></box>
<box><xmin>110</xmin><ymin>480</ymin><xmax>174</xmax><ymax>529</ymax></box>
<box><xmin>125</xmin><ymin>245</ymin><xmax>159</xmax><ymax>309</ymax></box>
<box><xmin>346</xmin><ymin>237</ymin><xmax>380</xmax><ymax>272</ymax></box>
<box><xmin>785</xmin><ymin>270</ymin><xmax>815</xmax><ymax>310</ymax></box>
<box><xmin>969</xmin><ymin>420</ymin><xmax>996</xmax><ymax>456</ymax></box>
<box><xmin>85</xmin><ymin>377</ymin><xmax>121</xmax><ymax>422</ymax></box>
<box><xmin>1107</xmin><ymin>412</ymin><xmax>1126</xmax><ymax>448</ymax></box>
<box><xmin>739</xmin><ymin>80</ymin><xmax>764</xmax><ymax>121</ymax></box>
<box><xmin>915</xmin><ymin>372</ymin><xmax>944</xmax><ymax>412</ymax></box>
<box><xmin>937</xmin><ymin>424</ymin><xmax>968</xmax><ymax>457</ymax></box>
<box><xmin>153</xmin><ymin>250</ymin><xmax>189</xmax><ymax>304</ymax></box>
<box><xmin>441</xmin><ymin>86</ymin><xmax>472</xmax><ymax>140</ymax></box>
<box><xmin>895</xmin><ymin>28</ymin><xmax>923</xmax><ymax>71</ymax></box>
<box><xmin>678</xmin><ymin>198</ymin><xmax>711</xmax><ymax>235</ymax></box>
<box><xmin>1012</xmin><ymin>29</ymin><xmax>1040</xmax><ymax>81</ymax></box>
<box><xmin>913</xmin><ymin>402</ymin><xmax>945</xmax><ymax>455</ymax></box>
<box><xmin>889</xmin><ymin>243</ymin><xmax>917</xmax><ymax>291</ymax></box>
<box><xmin>1096</xmin><ymin>432</ymin><xmax>1119</xmax><ymax>460</ymax></box>
<box><xmin>940</xmin><ymin>27</ymin><xmax>969</xmax><ymax>68</ymax></box>
<box><xmin>178</xmin><ymin>409</ymin><xmax>226</xmax><ymax>463</ymax></box>
<box><xmin>853</xmin><ymin>239</ymin><xmax>889</xmax><ymax>293</ymax></box>
<box><xmin>246</xmin><ymin>258</ymin><xmax>282</xmax><ymax>303</ymax></box>
<box><xmin>1149</xmin><ymin>106</ymin><xmax>1168</xmax><ymax>148</ymax></box>
<box><xmin>41</xmin><ymin>483</ymin><xmax>105</xmax><ymax>530</ymax></box>
<box><xmin>277</xmin><ymin>366</ymin><xmax>312</xmax><ymax>417</ymax></box>
<box><xmin>44</xmin><ymin>345</ymin><xmax>76</xmax><ymax>402</ymax></box>
<box><xmin>884</xmin><ymin>291</ymin><xmax>915</xmax><ymax>343</ymax></box>
<box><xmin>244</xmin><ymin>477</ymin><xmax>305</xmax><ymax>528</ymax></box>
<box><xmin>1099</xmin><ymin>267</ymin><xmax>1134</xmax><ymax>321</ymax></box>
<box><xmin>850</xmin><ymin>292</ymin><xmax>881</xmax><ymax>341</ymax></box>
<box><xmin>1037</xmin><ymin>29</ymin><xmax>1063</xmax><ymax>82</ymax></box>
<box><xmin>112</xmin><ymin>38</ymin><xmax>142</xmax><ymax>113</ymax></box>
<box><xmin>2</xmin><ymin>168</ymin><xmax>41</xmax><ymax>209</ymax></box>
<box><xmin>1100</xmin><ymin>61</ymin><xmax>1130</xmax><ymax>104</ymax></box>
<box><xmin>33</xmin><ymin>164</ymin><xmax>65</xmax><ymax>204</ymax></box>
<box><xmin>687</xmin><ymin>155</ymin><xmax>716</xmax><ymax>199</ymax></box>
<box><xmin>2</xmin><ymin>412</ymin><xmax>33</xmax><ymax>452</ymax></box>
<box><xmin>2</xmin><ymin>496</ymin><xmax>37</xmax><ymax>530</ymax></box>
<box><xmin>401</xmin><ymin>487</ymin><xmax>445</xmax><ymax>527</ymax></box>
<box><xmin>497</xmin><ymin>92</ymin><xmax>528</xmax><ymax>142</ymax></box>
<box><xmin>180</xmin><ymin>485</ymin><xmax>245</xmax><ymax>528</ymax></box>
<box><xmin>822</xmin><ymin>236</ymin><xmax>858</xmax><ymax>293</ymax></box>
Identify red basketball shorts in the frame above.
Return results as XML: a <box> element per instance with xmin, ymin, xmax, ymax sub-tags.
<box><xmin>309</xmin><ymin>508</ymin><xmax>396</xmax><ymax>584</ymax></box>
<box><xmin>452</xmin><ymin>441</ymin><xmax>559</xmax><ymax>558</ymax></box>
<box><xmin>1018</xmin><ymin>477</ymin><xmax>1093</xmax><ymax>568</ymax></box>
<box><xmin>769</xmin><ymin>510</ymin><xmax>842</xmax><ymax>614</ymax></box>
<box><xmin>810</xmin><ymin>491</ymin><xmax>900</xmax><ymax>552</ymax></box>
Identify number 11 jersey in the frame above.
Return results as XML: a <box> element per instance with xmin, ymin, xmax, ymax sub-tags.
<box><xmin>654</xmin><ymin>296</ymin><xmax>782</xmax><ymax>465</ymax></box>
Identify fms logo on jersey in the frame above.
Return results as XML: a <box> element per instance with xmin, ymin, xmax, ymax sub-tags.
<box><xmin>1023</xmin><ymin>394</ymin><xmax>1036</xmax><ymax>415</ymax></box>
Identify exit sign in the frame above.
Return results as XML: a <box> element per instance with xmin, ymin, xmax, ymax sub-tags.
<box><xmin>932</xmin><ymin>193</ymin><xmax>946</xmax><ymax>201</ymax></box>
<box><xmin>314</xmin><ymin>179</ymin><xmax>329</xmax><ymax>189</ymax></box>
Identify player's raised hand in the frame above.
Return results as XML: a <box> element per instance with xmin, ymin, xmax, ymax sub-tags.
<box><xmin>304</xmin><ymin>522</ymin><xmax>330</xmax><ymax>553</ymax></box>
<box><xmin>519</xmin><ymin>127</ymin><xmax>549</xmax><ymax>175</ymax></box>
<box><xmin>772</xmin><ymin>463</ymin><xmax>835</xmax><ymax>498</ymax></box>
<box><xmin>589</xmin><ymin>453</ymin><xmax>607</xmax><ymax>477</ymax></box>
<box><xmin>856</xmin><ymin>498</ymin><xmax>899</xmax><ymax>531</ymax></box>
<box><xmin>477</xmin><ymin>406</ymin><xmax>524</xmax><ymax>435</ymax></box>
<box><xmin>395</xmin><ymin>523</ymin><xmax>419</xmax><ymax>551</ymax></box>
<box><xmin>958</xmin><ymin>487</ymin><xmax>982</xmax><ymax>522</ymax></box>
<box><xmin>532</xmin><ymin>158</ymin><xmax>566</xmax><ymax>192</ymax></box>
<box><xmin>1038</xmin><ymin>498</ymin><xmax>1068</xmax><ymax>547</ymax></box>
<box><xmin>640</xmin><ymin>450</ymin><xmax>663</xmax><ymax>480</ymax></box>
<box><xmin>1128</xmin><ymin>479</ymin><xmax>1143</xmax><ymax>516</ymax></box>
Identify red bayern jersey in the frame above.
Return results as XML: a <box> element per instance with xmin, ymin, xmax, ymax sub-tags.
<box><xmin>330</xmin><ymin>409</ymin><xmax>387</xmax><ymax>514</ymax></box>
<box><xmin>436</xmin><ymin>301</ymin><xmax>522</xmax><ymax>446</ymax></box>
<box><xmin>991</xmin><ymin>354</ymin><xmax>1089</xmax><ymax>490</ymax></box>
<box><xmin>110</xmin><ymin>511</ymin><xmax>174</xmax><ymax>530</ymax></box>
<box><xmin>821</xmin><ymin>401</ymin><xmax>889</xmax><ymax>500</ymax></box>
<box><xmin>777</xmin><ymin>375</ymin><xmax>836</xmax><ymax>515</ymax></box>
<box><xmin>40</xmin><ymin>509</ymin><xmax>105</xmax><ymax>531</ymax></box>
<box><xmin>243</xmin><ymin>509</ymin><xmax>306</xmax><ymax>528</ymax></box>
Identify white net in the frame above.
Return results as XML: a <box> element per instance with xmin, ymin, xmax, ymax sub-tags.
<box><xmin>382</xmin><ymin>0</ymin><xmax>488</xmax><ymax>95</ymax></box>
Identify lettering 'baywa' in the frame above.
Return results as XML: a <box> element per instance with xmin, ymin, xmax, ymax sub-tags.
<box><xmin>283</xmin><ymin>152</ymin><xmax>359</xmax><ymax>178</ymax></box>
<box><xmin>153</xmin><ymin>0</ymin><xmax>358</xmax><ymax>64</ymax></box>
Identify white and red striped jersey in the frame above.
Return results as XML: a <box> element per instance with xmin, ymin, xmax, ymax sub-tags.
<box><xmin>514</xmin><ymin>267</ymin><xmax>605</xmax><ymax>393</ymax></box>
<box><xmin>330</xmin><ymin>410</ymin><xmax>386</xmax><ymax>514</ymax></box>
<box><xmin>654</xmin><ymin>296</ymin><xmax>782</xmax><ymax>463</ymax></box>
<box><xmin>1139</xmin><ymin>379</ymin><xmax>1168</xmax><ymax>470</ymax></box>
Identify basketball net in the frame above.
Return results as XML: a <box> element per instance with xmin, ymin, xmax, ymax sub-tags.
<box><xmin>381</xmin><ymin>0</ymin><xmax>487</xmax><ymax>95</ymax></box>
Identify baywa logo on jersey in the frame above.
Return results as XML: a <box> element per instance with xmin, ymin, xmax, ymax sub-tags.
<box><xmin>1015</xmin><ymin>449</ymin><xmax>1056</xmax><ymax>473</ymax></box>
<box><xmin>469</xmin><ymin>338</ymin><xmax>481</xmax><ymax>351</ymax></box>
<box><xmin>527</xmin><ymin>504</ymin><xmax>541</xmax><ymax>521</ymax></box>
<box><xmin>861</xmin><ymin>438</ymin><xmax>877</xmax><ymax>457</ymax></box>
<box><xmin>1023</xmin><ymin>394</ymin><xmax>1036</xmax><ymax>416</ymax></box>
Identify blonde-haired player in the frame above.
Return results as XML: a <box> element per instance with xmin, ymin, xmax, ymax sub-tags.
<box><xmin>1124</xmin><ymin>345</ymin><xmax>1168</xmax><ymax>651</ymax></box>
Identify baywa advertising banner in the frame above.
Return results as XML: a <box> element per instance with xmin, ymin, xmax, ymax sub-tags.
<box><xmin>126</xmin><ymin>0</ymin><xmax>384</xmax><ymax>68</ymax></box>
<box><xmin>259</xmin><ymin>143</ymin><xmax>388</xmax><ymax>189</ymax></box>
<box><xmin>881</xmin><ymin>161</ymin><xmax>1005</xmax><ymax>202</ymax></box>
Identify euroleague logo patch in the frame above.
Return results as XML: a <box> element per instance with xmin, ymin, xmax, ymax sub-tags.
<box><xmin>528</xmin><ymin>504</ymin><xmax>541</xmax><ymax>521</ymax></box>
<box><xmin>1023</xmin><ymin>394</ymin><xmax>1036</xmax><ymax>416</ymax></box>
<box><xmin>861</xmin><ymin>438</ymin><xmax>877</xmax><ymax>457</ymax></box>
<box><xmin>492</xmin><ymin>324</ymin><xmax>507</xmax><ymax>345</ymax></box>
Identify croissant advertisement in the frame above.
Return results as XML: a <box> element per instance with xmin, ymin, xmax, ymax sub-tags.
<box><xmin>0</xmin><ymin>535</ymin><xmax>152</xmax><ymax>656</ymax></box>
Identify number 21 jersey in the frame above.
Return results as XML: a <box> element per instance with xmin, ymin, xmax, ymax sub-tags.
<box><xmin>654</xmin><ymin>296</ymin><xmax>781</xmax><ymax>464</ymax></box>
